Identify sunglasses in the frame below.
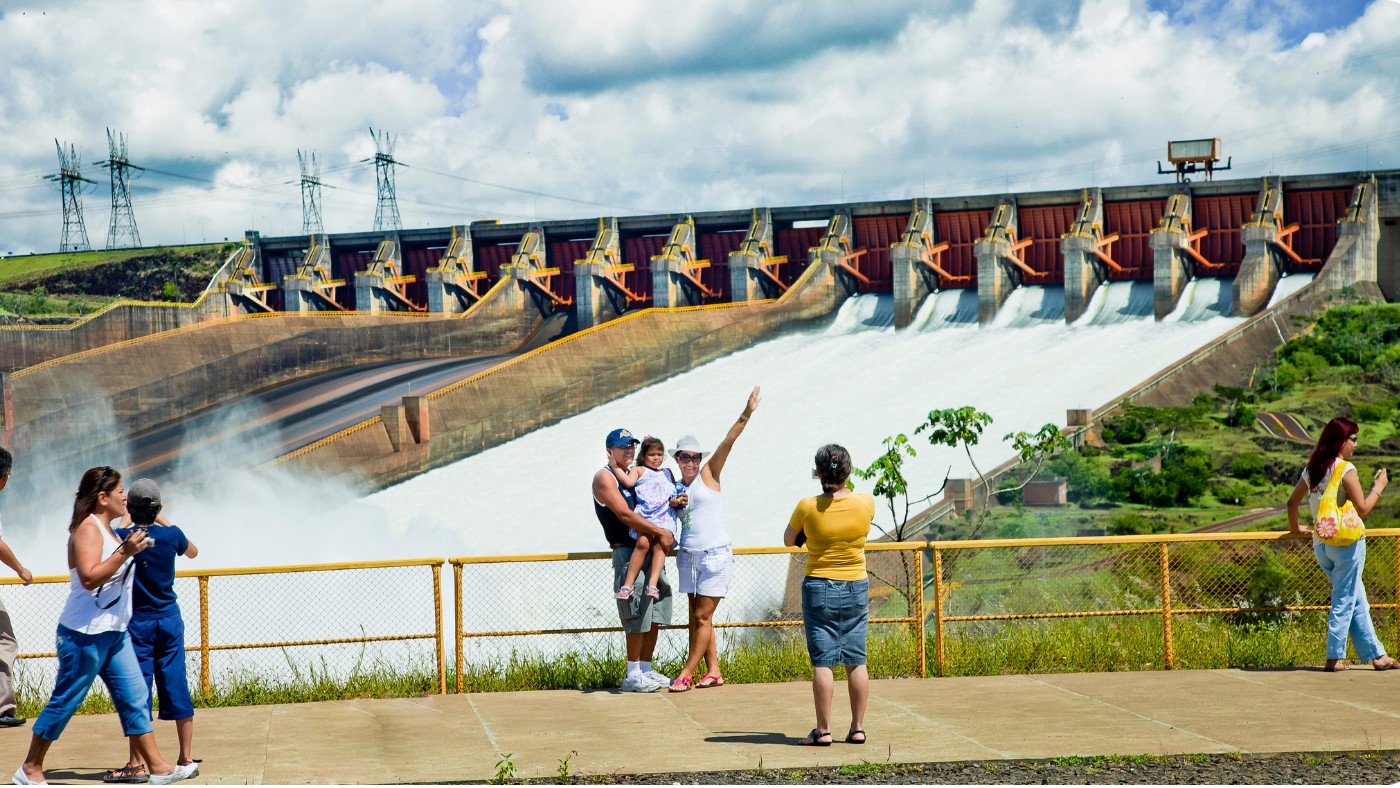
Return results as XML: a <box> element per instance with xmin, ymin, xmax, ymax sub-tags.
<box><xmin>676</xmin><ymin>453</ymin><xmax>703</xmax><ymax>464</ymax></box>
<box><xmin>96</xmin><ymin>466</ymin><xmax>114</xmax><ymax>490</ymax></box>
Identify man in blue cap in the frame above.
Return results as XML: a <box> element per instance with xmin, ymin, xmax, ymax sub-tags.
<box><xmin>592</xmin><ymin>428</ymin><xmax>675</xmax><ymax>692</ymax></box>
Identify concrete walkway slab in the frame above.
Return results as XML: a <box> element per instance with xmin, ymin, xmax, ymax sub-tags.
<box><xmin>1</xmin><ymin>669</ymin><xmax>1398</xmax><ymax>784</ymax></box>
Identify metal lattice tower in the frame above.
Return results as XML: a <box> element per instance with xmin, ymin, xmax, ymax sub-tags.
<box><xmin>44</xmin><ymin>140</ymin><xmax>96</xmax><ymax>252</ymax></box>
<box><xmin>95</xmin><ymin>128</ymin><xmax>144</xmax><ymax>249</ymax></box>
<box><xmin>367</xmin><ymin>128</ymin><xmax>402</xmax><ymax>232</ymax></box>
<box><xmin>298</xmin><ymin>149</ymin><xmax>325</xmax><ymax>236</ymax></box>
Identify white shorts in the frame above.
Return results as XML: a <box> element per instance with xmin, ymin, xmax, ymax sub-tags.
<box><xmin>677</xmin><ymin>545</ymin><xmax>734</xmax><ymax>598</ymax></box>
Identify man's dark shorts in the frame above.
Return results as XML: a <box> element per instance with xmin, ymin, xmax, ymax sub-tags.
<box><xmin>612</xmin><ymin>548</ymin><xmax>673</xmax><ymax>634</ymax></box>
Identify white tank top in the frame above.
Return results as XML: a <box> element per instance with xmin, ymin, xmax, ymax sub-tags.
<box><xmin>679</xmin><ymin>474</ymin><xmax>730</xmax><ymax>552</ymax></box>
<box><xmin>58</xmin><ymin>517</ymin><xmax>134</xmax><ymax>634</ymax></box>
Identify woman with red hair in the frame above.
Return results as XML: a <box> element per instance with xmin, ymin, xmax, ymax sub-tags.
<box><xmin>1287</xmin><ymin>416</ymin><xmax>1394</xmax><ymax>671</ymax></box>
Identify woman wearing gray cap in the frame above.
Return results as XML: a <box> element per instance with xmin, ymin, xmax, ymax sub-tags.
<box><xmin>668</xmin><ymin>387</ymin><xmax>760</xmax><ymax>692</ymax></box>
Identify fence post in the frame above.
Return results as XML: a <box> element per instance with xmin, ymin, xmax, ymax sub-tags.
<box><xmin>915</xmin><ymin>547</ymin><xmax>926</xmax><ymax>678</ymax></box>
<box><xmin>932</xmin><ymin>547</ymin><xmax>945</xmax><ymax>678</ymax></box>
<box><xmin>453</xmin><ymin>561</ymin><xmax>464</xmax><ymax>694</ymax></box>
<box><xmin>1393</xmin><ymin>535</ymin><xmax>1399</xmax><ymax>652</ymax></box>
<box><xmin>432</xmin><ymin>562</ymin><xmax>446</xmax><ymax>695</ymax></box>
<box><xmin>1159</xmin><ymin>542</ymin><xmax>1174</xmax><ymax>670</ymax></box>
<box><xmin>198</xmin><ymin>575</ymin><xmax>211</xmax><ymax>696</ymax></box>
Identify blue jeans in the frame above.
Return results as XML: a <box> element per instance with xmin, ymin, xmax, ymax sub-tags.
<box><xmin>1313</xmin><ymin>539</ymin><xmax>1386</xmax><ymax>662</ymax></box>
<box><xmin>32</xmin><ymin>626</ymin><xmax>152</xmax><ymax>741</ymax></box>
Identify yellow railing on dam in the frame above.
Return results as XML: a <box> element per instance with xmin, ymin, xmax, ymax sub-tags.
<box><xmin>6</xmin><ymin>531</ymin><xmax>1393</xmax><ymax>698</ymax></box>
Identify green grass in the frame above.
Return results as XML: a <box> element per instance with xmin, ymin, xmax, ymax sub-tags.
<box><xmin>0</xmin><ymin>244</ymin><xmax>220</xmax><ymax>288</ymax></box>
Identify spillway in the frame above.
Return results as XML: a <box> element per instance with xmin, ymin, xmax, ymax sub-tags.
<box><xmin>362</xmin><ymin>290</ymin><xmax>1243</xmax><ymax>556</ymax></box>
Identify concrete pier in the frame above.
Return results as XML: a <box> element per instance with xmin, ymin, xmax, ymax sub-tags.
<box><xmin>284</xmin><ymin>235</ymin><xmax>345</xmax><ymax>312</ymax></box>
<box><xmin>1151</xmin><ymin>192</ymin><xmax>1194</xmax><ymax>319</ymax></box>
<box><xmin>974</xmin><ymin>202</ymin><xmax>1025</xmax><ymax>324</ymax></box>
<box><xmin>1232</xmin><ymin>179</ymin><xmax>1288</xmax><ymax>317</ymax></box>
<box><xmin>425</xmin><ymin>226</ymin><xmax>481</xmax><ymax>314</ymax></box>
<box><xmin>1316</xmin><ymin>176</ymin><xmax>1381</xmax><ymax>293</ymax></box>
<box><xmin>810</xmin><ymin>212</ymin><xmax>864</xmax><ymax>299</ymax></box>
<box><xmin>1061</xmin><ymin>190</ymin><xmax>1107</xmax><ymax>324</ymax></box>
<box><xmin>891</xmin><ymin>199</ymin><xmax>940</xmax><ymax>328</ymax></box>
<box><xmin>650</xmin><ymin>218</ymin><xmax>713</xmax><ymax>308</ymax></box>
<box><xmin>573</xmin><ymin>218</ymin><xmax>628</xmax><ymax>330</ymax></box>
<box><xmin>728</xmin><ymin>209</ymin><xmax>785</xmax><ymax>302</ymax></box>
<box><xmin>353</xmin><ymin>236</ymin><xmax>413</xmax><ymax>314</ymax></box>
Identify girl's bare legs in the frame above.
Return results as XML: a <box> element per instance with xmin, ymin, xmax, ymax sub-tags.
<box><xmin>618</xmin><ymin>536</ymin><xmax>651</xmax><ymax>596</ymax></box>
<box><xmin>644</xmin><ymin>542</ymin><xmax>666</xmax><ymax>599</ymax></box>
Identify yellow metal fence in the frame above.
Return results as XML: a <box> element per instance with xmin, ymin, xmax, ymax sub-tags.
<box><xmin>7</xmin><ymin>531</ymin><xmax>1395</xmax><ymax>696</ymax></box>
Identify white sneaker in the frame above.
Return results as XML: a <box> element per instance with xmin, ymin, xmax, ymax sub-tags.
<box><xmin>620</xmin><ymin>673</ymin><xmax>662</xmax><ymax>693</ymax></box>
<box><xmin>12</xmin><ymin>766</ymin><xmax>47</xmax><ymax>786</ymax></box>
<box><xmin>149</xmin><ymin>762</ymin><xmax>199</xmax><ymax>785</ymax></box>
<box><xmin>645</xmin><ymin>670</ymin><xmax>672</xmax><ymax>687</ymax></box>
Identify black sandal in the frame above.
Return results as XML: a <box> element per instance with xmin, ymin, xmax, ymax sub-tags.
<box><xmin>797</xmin><ymin>728</ymin><xmax>832</xmax><ymax>746</ymax></box>
<box><xmin>845</xmin><ymin>728</ymin><xmax>867</xmax><ymax>744</ymax></box>
<box><xmin>102</xmin><ymin>765</ymin><xmax>149</xmax><ymax>784</ymax></box>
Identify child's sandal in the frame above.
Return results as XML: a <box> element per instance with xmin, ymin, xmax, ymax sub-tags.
<box><xmin>615</xmin><ymin>585</ymin><xmax>633</xmax><ymax>600</ymax></box>
<box><xmin>644</xmin><ymin>586</ymin><xmax>661</xmax><ymax>600</ymax></box>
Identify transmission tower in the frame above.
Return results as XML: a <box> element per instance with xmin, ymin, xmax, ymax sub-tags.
<box><xmin>44</xmin><ymin>140</ymin><xmax>96</xmax><ymax>252</ymax></box>
<box><xmin>298</xmin><ymin>149</ymin><xmax>325</xmax><ymax>236</ymax></box>
<box><xmin>366</xmin><ymin>128</ymin><xmax>402</xmax><ymax>232</ymax></box>
<box><xmin>95</xmin><ymin>128</ymin><xmax>144</xmax><ymax>248</ymax></box>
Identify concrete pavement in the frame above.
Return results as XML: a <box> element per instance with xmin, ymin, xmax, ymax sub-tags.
<box><xmin>1</xmin><ymin>668</ymin><xmax>1398</xmax><ymax>784</ymax></box>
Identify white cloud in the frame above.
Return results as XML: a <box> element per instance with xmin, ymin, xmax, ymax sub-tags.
<box><xmin>0</xmin><ymin>0</ymin><xmax>1397</xmax><ymax>254</ymax></box>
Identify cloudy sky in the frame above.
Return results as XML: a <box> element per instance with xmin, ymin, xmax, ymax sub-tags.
<box><xmin>0</xmin><ymin>0</ymin><xmax>1396</xmax><ymax>256</ymax></box>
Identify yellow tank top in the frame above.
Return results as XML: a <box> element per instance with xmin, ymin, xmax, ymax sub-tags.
<box><xmin>789</xmin><ymin>492</ymin><xmax>874</xmax><ymax>580</ymax></box>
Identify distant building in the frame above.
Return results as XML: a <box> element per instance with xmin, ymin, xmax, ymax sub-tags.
<box><xmin>1024</xmin><ymin>477</ymin><xmax>1068</xmax><ymax>507</ymax></box>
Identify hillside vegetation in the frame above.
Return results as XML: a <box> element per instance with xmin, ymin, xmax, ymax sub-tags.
<box><xmin>0</xmin><ymin>243</ymin><xmax>230</xmax><ymax>319</ymax></box>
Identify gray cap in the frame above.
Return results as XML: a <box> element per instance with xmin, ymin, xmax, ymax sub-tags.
<box><xmin>672</xmin><ymin>434</ymin><xmax>708</xmax><ymax>456</ymax></box>
<box><xmin>128</xmin><ymin>478</ymin><xmax>162</xmax><ymax>508</ymax></box>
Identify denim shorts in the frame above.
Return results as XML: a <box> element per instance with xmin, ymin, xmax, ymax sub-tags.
<box><xmin>801</xmin><ymin>576</ymin><xmax>869</xmax><ymax>668</ymax></box>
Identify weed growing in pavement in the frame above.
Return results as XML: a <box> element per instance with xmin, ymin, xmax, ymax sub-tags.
<box><xmin>1181</xmin><ymin>753</ymin><xmax>1213</xmax><ymax>763</ymax></box>
<box><xmin>493</xmin><ymin>753</ymin><xmax>517</xmax><ymax>784</ymax></box>
<box><xmin>556</xmin><ymin>751</ymin><xmax>577</xmax><ymax>780</ymax></box>
<box><xmin>1304</xmin><ymin>755</ymin><xmax>1331</xmax><ymax>767</ymax></box>
<box><xmin>835</xmin><ymin>762</ymin><xmax>903</xmax><ymax>776</ymax></box>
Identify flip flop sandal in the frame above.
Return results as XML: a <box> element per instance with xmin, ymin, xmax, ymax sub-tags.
<box><xmin>845</xmin><ymin>729</ymin><xmax>867</xmax><ymax>744</ymax></box>
<box><xmin>697</xmin><ymin>673</ymin><xmax>725</xmax><ymax>688</ymax></box>
<box><xmin>102</xmin><ymin>765</ymin><xmax>149</xmax><ymax>784</ymax></box>
<box><xmin>668</xmin><ymin>675</ymin><xmax>693</xmax><ymax>692</ymax></box>
<box><xmin>797</xmin><ymin>728</ymin><xmax>832</xmax><ymax>746</ymax></box>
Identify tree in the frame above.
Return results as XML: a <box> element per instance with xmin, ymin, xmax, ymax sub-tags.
<box><xmin>855</xmin><ymin>406</ymin><xmax>1074</xmax><ymax>604</ymax></box>
<box><xmin>916</xmin><ymin>408</ymin><xmax>1073</xmax><ymax>543</ymax></box>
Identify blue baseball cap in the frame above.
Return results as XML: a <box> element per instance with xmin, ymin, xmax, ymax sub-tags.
<box><xmin>605</xmin><ymin>428</ymin><xmax>639</xmax><ymax>448</ymax></box>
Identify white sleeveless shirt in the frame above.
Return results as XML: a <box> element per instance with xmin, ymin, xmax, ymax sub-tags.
<box><xmin>679</xmin><ymin>474</ymin><xmax>730</xmax><ymax>552</ymax></box>
<box><xmin>58</xmin><ymin>517</ymin><xmax>135</xmax><ymax>634</ymax></box>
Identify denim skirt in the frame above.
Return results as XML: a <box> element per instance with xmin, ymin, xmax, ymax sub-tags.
<box><xmin>801</xmin><ymin>576</ymin><xmax>869</xmax><ymax>668</ymax></box>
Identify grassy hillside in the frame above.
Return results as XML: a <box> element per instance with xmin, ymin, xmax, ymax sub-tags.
<box><xmin>946</xmin><ymin>301</ymin><xmax>1400</xmax><ymax>539</ymax></box>
<box><xmin>0</xmin><ymin>243</ymin><xmax>231</xmax><ymax>318</ymax></box>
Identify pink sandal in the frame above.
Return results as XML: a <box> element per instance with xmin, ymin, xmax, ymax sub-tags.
<box><xmin>697</xmin><ymin>673</ymin><xmax>725</xmax><ymax>688</ymax></box>
<box><xmin>615</xmin><ymin>585</ymin><xmax>633</xmax><ymax>600</ymax></box>
<box><xmin>668</xmin><ymin>676</ymin><xmax>693</xmax><ymax>692</ymax></box>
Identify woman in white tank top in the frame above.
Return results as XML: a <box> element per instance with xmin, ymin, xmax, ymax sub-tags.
<box><xmin>667</xmin><ymin>387</ymin><xmax>760</xmax><ymax>692</ymax></box>
<box><xmin>16</xmin><ymin>467</ymin><xmax>197</xmax><ymax>786</ymax></box>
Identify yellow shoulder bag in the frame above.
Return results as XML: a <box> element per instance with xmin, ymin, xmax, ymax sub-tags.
<box><xmin>1315</xmin><ymin>460</ymin><xmax>1364</xmax><ymax>547</ymax></box>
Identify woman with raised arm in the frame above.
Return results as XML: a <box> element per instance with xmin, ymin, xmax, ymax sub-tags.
<box><xmin>667</xmin><ymin>386</ymin><xmax>760</xmax><ymax>692</ymax></box>
<box><xmin>15</xmin><ymin>467</ymin><xmax>198</xmax><ymax>786</ymax></box>
<box><xmin>1286</xmin><ymin>416</ymin><xmax>1395</xmax><ymax>672</ymax></box>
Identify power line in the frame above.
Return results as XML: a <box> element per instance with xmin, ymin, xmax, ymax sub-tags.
<box><xmin>94</xmin><ymin>128</ymin><xmax>143</xmax><ymax>249</ymax></box>
<box><xmin>43</xmin><ymin>139</ymin><xmax>96</xmax><ymax>252</ymax></box>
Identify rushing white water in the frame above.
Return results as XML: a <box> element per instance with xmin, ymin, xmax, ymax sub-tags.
<box><xmin>1075</xmin><ymin>281</ymin><xmax>1156</xmax><ymax>326</ymax></box>
<box><xmin>1163</xmin><ymin>277</ymin><xmax>1233</xmax><ymax>322</ymax></box>
<box><xmin>365</xmin><ymin>292</ymin><xmax>1243</xmax><ymax>555</ymax></box>
<box><xmin>1269</xmin><ymin>273</ymin><xmax>1317</xmax><ymax>307</ymax></box>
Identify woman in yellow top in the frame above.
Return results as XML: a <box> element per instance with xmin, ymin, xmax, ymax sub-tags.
<box><xmin>784</xmin><ymin>444</ymin><xmax>874</xmax><ymax>747</ymax></box>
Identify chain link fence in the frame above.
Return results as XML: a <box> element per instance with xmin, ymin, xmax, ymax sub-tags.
<box><xmin>7</xmin><ymin>532</ymin><xmax>1395</xmax><ymax>704</ymax></box>
<box><xmin>5</xmin><ymin>558</ymin><xmax>445</xmax><ymax>703</ymax></box>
